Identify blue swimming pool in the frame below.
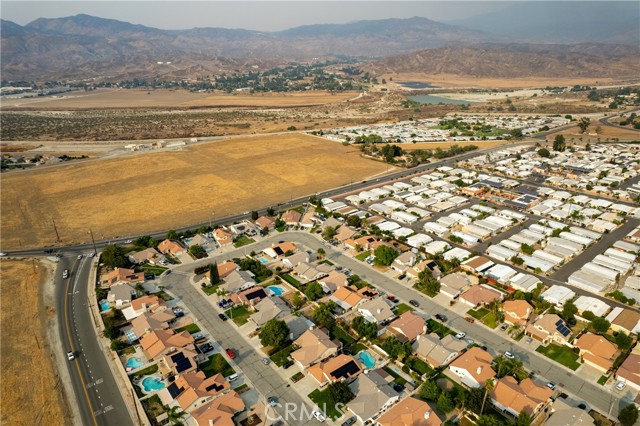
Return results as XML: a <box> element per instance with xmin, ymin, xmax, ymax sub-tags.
<box><xmin>141</xmin><ymin>376</ymin><xmax>165</xmax><ymax>392</ymax></box>
<box><xmin>267</xmin><ymin>285</ymin><xmax>284</xmax><ymax>296</ymax></box>
<box><xmin>126</xmin><ymin>357</ymin><xmax>144</xmax><ymax>369</ymax></box>
<box><xmin>99</xmin><ymin>301</ymin><xmax>110</xmax><ymax>311</ymax></box>
<box><xmin>258</xmin><ymin>257</ymin><xmax>270</xmax><ymax>264</ymax></box>
<box><xmin>357</xmin><ymin>351</ymin><xmax>376</xmax><ymax>369</ymax></box>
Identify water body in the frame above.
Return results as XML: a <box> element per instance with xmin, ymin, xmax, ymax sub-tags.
<box><xmin>399</xmin><ymin>81</ymin><xmax>439</xmax><ymax>89</ymax></box>
<box><xmin>409</xmin><ymin>94</ymin><xmax>476</xmax><ymax>105</ymax></box>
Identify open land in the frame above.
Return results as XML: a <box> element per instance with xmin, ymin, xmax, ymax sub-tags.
<box><xmin>545</xmin><ymin>124</ymin><xmax>640</xmax><ymax>141</ymax></box>
<box><xmin>401</xmin><ymin>140</ymin><xmax>511</xmax><ymax>151</ymax></box>
<box><xmin>1</xmin><ymin>89</ymin><xmax>359</xmax><ymax>109</ymax></box>
<box><xmin>0</xmin><ymin>259</ymin><xmax>69</xmax><ymax>426</ymax></box>
<box><xmin>0</xmin><ymin>134</ymin><xmax>387</xmax><ymax>248</ymax></box>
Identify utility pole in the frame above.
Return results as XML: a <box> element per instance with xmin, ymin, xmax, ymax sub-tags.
<box><xmin>87</xmin><ymin>229</ymin><xmax>97</xmax><ymax>256</ymax></box>
<box><xmin>52</xmin><ymin>218</ymin><xmax>61</xmax><ymax>243</ymax></box>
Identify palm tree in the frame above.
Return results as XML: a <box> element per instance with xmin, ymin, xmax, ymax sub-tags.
<box><xmin>508</xmin><ymin>323</ymin><xmax>522</xmax><ymax>337</ymax></box>
<box><xmin>481</xmin><ymin>379</ymin><xmax>494</xmax><ymax>414</ymax></box>
<box><xmin>162</xmin><ymin>405</ymin><xmax>185</xmax><ymax>425</ymax></box>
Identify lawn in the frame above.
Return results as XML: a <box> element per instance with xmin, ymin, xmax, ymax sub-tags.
<box><xmin>482</xmin><ymin>312</ymin><xmax>500</xmax><ymax>329</ymax></box>
<box><xmin>136</xmin><ymin>264</ymin><xmax>169</xmax><ymax>276</ymax></box>
<box><xmin>153</xmin><ymin>290</ymin><xmax>173</xmax><ymax>302</ymax></box>
<box><xmin>175</xmin><ymin>323</ymin><xmax>201</xmax><ymax>334</ymax></box>
<box><xmin>270</xmin><ymin>344</ymin><xmax>296</xmax><ymax>367</ymax></box>
<box><xmin>141</xmin><ymin>394</ymin><xmax>165</xmax><ymax>422</ymax></box>
<box><xmin>199</xmin><ymin>353</ymin><xmax>236</xmax><ymax>378</ymax></box>
<box><xmin>233</xmin><ymin>235</ymin><xmax>256</xmax><ymax>248</ymax></box>
<box><xmin>291</xmin><ymin>372</ymin><xmax>304</xmax><ymax>383</ymax></box>
<box><xmin>308</xmin><ymin>389</ymin><xmax>345</xmax><ymax>420</ymax></box>
<box><xmin>536</xmin><ymin>344</ymin><xmax>581</xmax><ymax>371</ymax></box>
<box><xmin>330</xmin><ymin>325</ymin><xmax>355</xmax><ymax>346</ymax></box>
<box><xmin>395</xmin><ymin>303</ymin><xmax>414</xmax><ymax>316</ymax></box>
<box><xmin>225</xmin><ymin>305</ymin><xmax>251</xmax><ymax>326</ymax></box>
<box><xmin>355</xmin><ymin>251</ymin><xmax>371</xmax><ymax>262</ymax></box>
<box><xmin>383</xmin><ymin>367</ymin><xmax>407</xmax><ymax>386</ymax></box>
<box><xmin>281</xmin><ymin>274</ymin><xmax>302</xmax><ymax>288</ymax></box>
<box><xmin>597</xmin><ymin>375</ymin><xmax>608</xmax><ymax>385</ymax></box>
<box><xmin>467</xmin><ymin>307</ymin><xmax>489</xmax><ymax>320</ymax></box>
<box><xmin>201</xmin><ymin>283</ymin><xmax>221</xmax><ymax>295</ymax></box>
<box><xmin>131</xmin><ymin>363</ymin><xmax>158</xmax><ymax>377</ymax></box>
<box><xmin>405</xmin><ymin>357</ymin><xmax>433</xmax><ymax>376</ymax></box>
<box><xmin>349</xmin><ymin>342</ymin><xmax>367</xmax><ymax>354</ymax></box>
<box><xmin>426</xmin><ymin>319</ymin><xmax>454</xmax><ymax>338</ymax></box>
<box><xmin>319</xmin><ymin>259</ymin><xmax>335</xmax><ymax>266</ymax></box>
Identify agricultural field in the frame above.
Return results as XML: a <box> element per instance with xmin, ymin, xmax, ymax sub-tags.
<box><xmin>1</xmin><ymin>134</ymin><xmax>387</xmax><ymax>248</ymax></box>
<box><xmin>1</xmin><ymin>88</ymin><xmax>358</xmax><ymax>109</ymax></box>
<box><xmin>0</xmin><ymin>259</ymin><xmax>70</xmax><ymax>426</ymax></box>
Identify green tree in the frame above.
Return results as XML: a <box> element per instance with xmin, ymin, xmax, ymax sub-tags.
<box><xmin>515</xmin><ymin>412</ymin><xmax>532</xmax><ymax>426</ymax></box>
<box><xmin>328</xmin><ymin>381</ymin><xmax>354</xmax><ymax>404</ymax></box>
<box><xmin>305</xmin><ymin>281</ymin><xmax>324</xmax><ymax>301</ymax></box>
<box><xmin>292</xmin><ymin>292</ymin><xmax>305</xmax><ymax>311</ymax></box>
<box><xmin>437</xmin><ymin>392</ymin><xmax>455</xmax><ymax>413</ymax></box>
<box><xmin>591</xmin><ymin>317</ymin><xmax>610</xmax><ymax>334</ymax></box>
<box><xmin>619</xmin><ymin>404</ymin><xmax>639</xmax><ymax>426</ymax></box>
<box><xmin>163</xmin><ymin>405</ymin><xmax>186</xmax><ymax>425</ymax></box>
<box><xmin>553</xmin><ymin>134</ymin><xmax>566</xmax><ymax>152</ymax></box>
<box><xmin>189</xmin><ymin>244</ymin><xmax>207</xmax><ymax>259</ymax></box>
<box><xmin>577</xmin><ymin>117</ymin><xmax>591</xmax><ymax>134</ymax></box>
<box><xmin>493</xmin><ymin>355</ymin><xmax>523</xmax><ymax>378</ymax></box>
<box><xmin>352</xmin><ymin>315</ymin><xmax>378</xmax><ymax>340</ymax></box>
<box><xmin>258</xmin><ymin>319</ymin><xmax>289</xmax><ymax>348</ymax></box>
<box><xmin>419</xmin><ymin>381</ymin><xmax>441</xmax><ymax>401</ymax></box>
<box><xmin>209</xmin><ymin>262</ymin><xmax>220</xmax><ymax>285</ymax></box>
<box><xmin>520</xmin><ymin>244</ymin><xmax>534</xmax><ymax>255</ymax></box>
<box><xmin>346</xmin><ymin>215</ymin><xmax>363</xmax><ymax>228</ymax></box>
<box><xmin>418</xmin><ymin>268</ymin><xmax>440</xmax><ymax>295</ymax></box>
<box><xmin>251</xmin><ymin>211</ymin><xmax>259</xmax><ymax>221</ymax></box>
<box><xmin>615</xmin><ymin>332</ymin><xmax>633</xmax><ymax>349</ymax></box>
<box><xmin>537</xmin><ymin>148</ymin><xmax>551</xmax><ymax>158</ymax></box>
<box><xmin>313</xmin><ymin>301</ymin><xmax>336</xmax><ymax>329</ymax></box>
<box><xmin>322</xmin><ymin>226</ymin><xmax>337</xmax><ymax>241</ymax></box>
<box><xmin>101</xmin><ymin>244</ymin><xmax>131</xmax><ymax>268</ymax></box>
<box><xmin>103</xmin><ymin>316</ymin><xmax>120</xmax><ymax>340</ymax></box>
<box><xmin>476</xmin><ymin>415</ymin><xmax>507</xmax><ymax>426</ymax></box>
<box><xmin>562</xmin><ymin>300</ymin><xmax>578</xmax><ymax>322</ymax></box>
<box><xmin>511</xmin><ymin>256</ymin><xmax>524</xmax><ymax>266</ymax></box>
<box><xmin>481</xmin><ymin>379</ymin><xmax>495</xmax><ymax>415</ymax></box>
<box><xmin>381</xmin><ymin>335</ymin><xmax>412</xmax><ymax>361</ymax></box>
<box><xmin>373</xmin><ymin>245</ymin><xmax>399</xmax><ymax>266</ymax></box>
<box><xmin>317</xmin><ymin>248</ymin><xmax>326</xmax><ymax>257</ymax></box>
<box><xmin>166</xmin><ymin>229</ymin><xmax>178</xmax><ymax>240</ymax></box>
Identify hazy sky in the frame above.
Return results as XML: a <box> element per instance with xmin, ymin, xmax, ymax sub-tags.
<box><xmin>1</xmin><ymin>1</ymin><xmax>514</xmax><ymax>30</ymax></box>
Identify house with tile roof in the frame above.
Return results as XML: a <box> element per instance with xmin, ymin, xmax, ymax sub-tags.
<box><xmin>281</xmin><ymin>210</ymin><xmax>302</xmax><ymax>226</ymax></box>
<box><xmin>449</xmin><ymin>346</ymin><xmax>496</xmax><ymax>388</ymax></box>
<box><xmin>490</xmin><ymin>376</ymin><xmax>553</xmax><ymax>418</ymax></box>
<box><xmin>547</xmin><ymin>399</ymin><xmax>596</xmax><ymax>426</ymax></box>
<box><xmin>191</xmin><ymin>390</ymin><xmax>245</xmax><ymax>426</ymax></box>
<box><xmin>228</xmin><ymin>286</ymin><xmax>267</xmax><ymax>306</ymax></box>
<box><xmin>255</xmin><ymin>216</ymin><xmax>276</xmax><ymax>231</ymax></box>
<box><xmin>107</xmin><ymin>282</ymin><xmax>138</xmax><ymax>308</ymax></box>
<box><xmin>99</xmin><ymin>267</ymin><xmax>145</xmax><ymax>287</ymax></box>
<box><xmin>122</xmin><ymin>294</ymin><xmax>168</xmax><ymax>321</ymax></box>
<box><xmin>213</xmin><ymin>229</ymin><xmax>234</xmax><ymax>246</ymax></box>
<box><xmin>459</xmin><ymin>285</ymin><xmax>504</xmax><ymax>308</ymax></box>
<box><xmin>329</xmin><ymin>286</ymin><xmax>367</xmax><ymax>311</ymax></box>
<box><xmin>158</xmin><ymin>239</ymin><xmax>187</xmax><ymax>255</ymax></box>
<box><xmin>140</xmin><ymin>329</ymin><xmax>195</xmax><ymax>361</ymax></box>
<box><xmin>358</xmin><ymin>297</ymin><xmax>396</xmax><ymax>325</ymax></box>
<box><xmin>262</xmin><ymin>241</ymin><xmax>298</xmax><ymax>259</ymax></box>
<box><xmin>159</xmin><ymin>346</ymin><xmax>199</xmax><ymax>376</ymax></box>
<box><xmin>318</xmin><ymin>270</ymin><xmax>349</xmax><ymax>293</ymax></box>
<box><xmin>308</xmin><ymin>354</ymin><xmax>361</xmax><ymax>387</ymax></box>
<box><xmin>387</xmin><ymin>311</ymin><xmax>426</xmax><ymax>343</ymax></box>
<box><xmin>250</xmin><ymin>297</ymin><xmax>291</xmax><ymax>327</ymax></box>
<box><xmin>291</xmin><ymin>328</ymin><xmax>339</xmax><ymax>369</ymax></box>
<box><xmin>524</xmin><ymin>314</ymin><xmax>572</xmax><ymax>345</ymax></box>
<box><xmin>376</xmin><ymin>396</ymin><xmax>442</xmax><ymax>426</ymax></box>
<box><xmin>615</xmin><ymin>352</ymin><xmax>640</xmax><ymax>391</ymax></box>
<box><xmin>220</xmin><ymin>270</ymin><xmax>256</xmax><ymax>294</ymax></box>
<box><xmin>131</xmin><ymin>310</ymin><xmax>176</xmax><ymax>340</ymax></box>
<box><xmin>605</xmin><ymin>307</ymin><xmax>640</xmax><ymax>335</ymax></box>
<box><xmin>348</xmin><ymin>369</ymin><xmax>400</xmax><ymax>424</ymax></box>
<box><xmin>413</xmin><ymin>333</ymin><xmax>467</xmax><ymax>368</ymax></box>
<box><xmin>574</xmin><ymin>332</ymin><xmax>617</xmax><ymax>373</ymax></box>
<box><xmin>204</xmin><ymin>261</ymin><xmax>238</xmax><ymax>281</ymax></box>
<box><xmin>128</xmin><ymin>247</ymin><xmax>165</xmax><ymax>265</ymax></box>
<box><xmin>503</xmin><ymin>300</ymin><xmax>534</xmax><ymax>326</ymax></box>
<box><xmin>158</xmin><ymin>371</ymin><xmax>229</xmax><ymax>412</ymax></box>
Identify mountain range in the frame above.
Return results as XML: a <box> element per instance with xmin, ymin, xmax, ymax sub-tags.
<box><xmin>1</xmin><ymin>9</ymin><xmax>638</xmax><ymax>81</ymax></box>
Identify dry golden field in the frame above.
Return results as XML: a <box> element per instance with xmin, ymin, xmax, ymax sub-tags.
<box><xmin>384</xmin><ymin>73</ymin><xmax>625</xmax><ymax>89</ymax></box>
<box><xmin>0</xmin><ymin>259</ymin><xmax>69</xmax><ymax>426</ymax></box>
<box><xmin>545</xmin><ymin>124</ymin><xmax>640</xmax><ymax>141</ymax></box>
<box><xmin>1</xmin><ymin>134</ymin><xmax>387</xmax><ymax>248</ymax></box>
<box><xmin>2</xmin><ymin>89</ymin><xmax>358</xmax><ymax>109</ymax></box>
<box><xmin>401</xmin><ymin>140</ymin><xmax>511</xmax><ymax>151</ymax></box>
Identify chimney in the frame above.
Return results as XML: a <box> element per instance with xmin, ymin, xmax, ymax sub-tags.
<box><xmin>477</xmin><ymin>366</ymin><xmax>482</xmax><ymax>375</ymax></box>
<box><xmin>377</xmin><ymin>308</ymin><xmax>383</xmax><ymax>314</ymax></box>
<box><xmin>209</xmin><ymin>420</ymin><xmax>214</xmax><ymax>426</ymax></box>
<box><xmin>424</xmin><ymin>410</ymin><xmax>431</xmax><ymax>420</ymax></box>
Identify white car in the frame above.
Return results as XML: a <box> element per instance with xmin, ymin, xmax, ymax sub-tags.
<box><xmin>312</xmin><ymin>409</ymin><xmax>326</xmax><ymax>422</ymax></box>
<box><xmin>67</xmin><ymin>351</ymin><xmax>75</xmax><ymax>361</ymax></box>
<box><xmin>0</xmin><ymin>252</ymin><xmax>7</xmax><ymax>257</ymax></box>
<box><xmin>77</xmin><ymin>254</ymin><xmax>83</xmax><ymax>260</ymax></box>
<box><xmin>616</xmin><ymin>381</ymin><xmax>626</xmax><ymax>391</ymax></box>
<box><xmin>455</xmin><ymin>332</ymin><xmax>466</xmax><ymax>340</ymax></box>
<box><xmin>504</xmin><ymin>351</ymin><xmax>515</xmax><ymax>360</ymax></box>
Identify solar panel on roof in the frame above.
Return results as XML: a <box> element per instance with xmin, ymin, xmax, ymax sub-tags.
<box><xmin>175</xmin><ymin>358</ymin><xmax>192</xmax><ymax>373</ymax></box>
<box><xmin>330</xmin><ymin>360</ymin><xmax>360</xmax><ymax>380</ymax></box>
<box><xmin>205</xmin><ymin>383</ymin><xmax>224</xmax><ymax>393</ymax></box>
<box><xmin>167</xmin><ymin>382</ymin><xmax>183</xmax><ymax>398</ymax></box>
<box><xmin>555</xmin><ymin>319</ymin><xmax>563</xmax><ymax>326</ymax></box>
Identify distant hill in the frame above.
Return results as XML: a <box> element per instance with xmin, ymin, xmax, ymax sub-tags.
<box><xmin>364</xmin><ymin>44</ymin><xmax>640</xmax><ymax>79</ymax></box>
<box><xmin>446</xmin><ymin>1</ymin><xmax>639</xmax><ymax>45</ymax></box>
<box><xmin>1</xmin><ymin>15</ymin><xmax>493</xmax><ymax>80</ymax></box>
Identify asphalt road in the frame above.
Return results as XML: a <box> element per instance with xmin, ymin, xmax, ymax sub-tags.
<box><xmin>169</xmin><ymin>231</ymin><xmax>633</xmax><ymax>418</ymax></box>
<box><xmin>161</xmin><ymin>256</ymin><xmax>325</xmax><ymax>426</ymax></box>
<box><xmin>57</xmin><ymin>256</ymin><xmax>132</xmax><ymax>426</ymax></box>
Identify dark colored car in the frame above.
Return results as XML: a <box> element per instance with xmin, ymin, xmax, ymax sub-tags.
<box><xmin>409</xmin><ymin>299</ymin><xmax>420</xmax><ymax>307</ymax></box>
<box><xmin>282</xmin><ymin>360</ymin><xmax>294</xmax><ymax>369</ymax></box>
<box><xmin>218</xmin><ymin>313</ymin><xmax>228</xmax><ymax>321</ymax></box>
<box><xmin>341</xmin><ymin>417</ymin><xmax>357</xmax><ymax>426</ymax></box>
<box><xmin>435</xmin><ymin>314</ymin><xmax>448</xmax><ymax>322</ymax></box>
<box><xmin>392</xmin><ymin>383</ymin><xmax>404</xmax><ymax>393</ymax></box>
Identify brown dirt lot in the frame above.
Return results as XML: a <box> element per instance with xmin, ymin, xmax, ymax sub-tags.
<box><xmin>384</xmin><ymin>73</ymin><xmax>626</xmax><ymax>90</ymax></box>
<box><xmin>401</xmin><ymin>140</ymin><xmax>511</xmax><ymax>151</ymax></box>
<box><xmin>1</xmin><ymin>134</ymin><xmax>387</xmax><ymax>248</ymax></box>
<box><xmin>2</xmin><ymin>89</ymin><xmax>358</xmax><ymax>109</ymax></box>
<box><xmin>546</xmin><ymin>124</ymin><xmax>640</xmax><ymax>141</ymax></box>
<box><xmin>0</xmin><ymin>259</ymin><xmax>69</xmax><ymax>426</ymax></box>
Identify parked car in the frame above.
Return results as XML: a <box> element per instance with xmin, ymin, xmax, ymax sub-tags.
<box><xmin>197</xmin><ymin>343</ymin><xmax>214</xmax><ymax>354</ymax></box>
<box><xmin>225</xmin><ymin>348</ymin><xmax>236</xmax><ymax>359</ymax></box>
<box><xmin>67</xmin><ymin>351</ymin><xmax>75</xmax><ymax>361</ymax></box>
<box><xmin>504</xmin><ymin>351</ymin><xmax>515</xmax><ymax>360</ymax></box>
<box><xmin>341</xmin><ymin>417</ymin><xmax>357</xmax><ymax>426</ymax></box>
<box><xmin>500</xmin><ymin>323</ymin><xmax>509</xmax><ymax>331</ymax></box>
<box><xmin>434</xmin><ymin>314</ymin><xmax>448</xmax><ymax>322</ymax></box>
<box><xmin>392</xmin><ymin>383</ymin><xmax>404</xmax><ymax>393</ymax></box>
<box><xmin>262</xmin><ymin>357</ymin><xmax>271</xmax><ymax>365</ymax></box>
<box><xmin>62</xmin><ymin>269</ymin><xmax>69</xmax><ymax>279</ymax></box>
<box><xmin>312</xmin><ymin>409</ymin><xmax>326</xmax><ymax>422</ymax></box>
<box><xmin>455</xmin><ymin>332</ymin><xmax>466</xmax><ymax>340</ymax></box>
<box><xmin>77</xmin><ymin>254</ymin><xmax>82</xmax><ymax>260</ymax></box>
<box><xmin>480</xmin><ymin>345</ymin><xmax>488</xmax><ymax>351</ymax></box>
<box><xmin>526</xmin><ymin>336</ymin><xmax>533</xmax><ymax>344</ymax></box>
<box><xmin>267</xmin><ymin>396</ymin><xmax>278</xmax><ymax>407</ymax></box>
<box><xmin>409</xmin><ymin>299</ymin><xmax>420</xmax><ymax>307</ymax></box>
<box><xmin>616</xmin><ymin>381</ymin><xmax>626</xmax><ymax>391</ymax></box>
<box><xmin>546</xmin><ymin>382</ymin><xmax>556</xmax><ymax>390</ymax></box>
<box><xmin>88</xmin><ymin>252</ymin><xmax>95</xmax><ymax>258</ymax></box>
<box><xmin>465</xmin><ymin>338</ymin><xmax>475</xmax><ymax>345</ymax></box>
<box><xmin>282</xmin><ymin>360</ymin><xmax>294</xmax><ymax>369</ymax></box>
<box><xmin>218</xmin><ymin>313</ymin><xmax>228</xmax><ymax>321</ymax></box>
<box><xmin>464</xmin><ymin>317</ymin><xmax>475</xmax><ymax>323</ymax></box>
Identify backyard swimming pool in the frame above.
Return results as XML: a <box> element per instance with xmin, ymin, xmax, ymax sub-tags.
<box><xmin>357</xmin><ymin>351</ymin><xmax>376</xmax><ymax>369</ymax></box>
<box><xmin>141</xmin><ymin>376</ymin><xmax>165</xmax><ymax>392</ymax></box>
<box><xmin>99</xmin><ymin>301</ymin><xmax>110</xmax><ymax>311</ymax></box>
<box><xmin>126</xmin><ymin>357</ymin><xmax>144</xmax><ymax>369</ymax></box>
<box><xmin>267</xmin><ymin>285</ymin><xmax>285</xmax><ymax>296</ymax></box>
<box><xmin>258</xmin><ymin>257</ymin><xmax>270</xmax><ymax>264</ymax></box>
